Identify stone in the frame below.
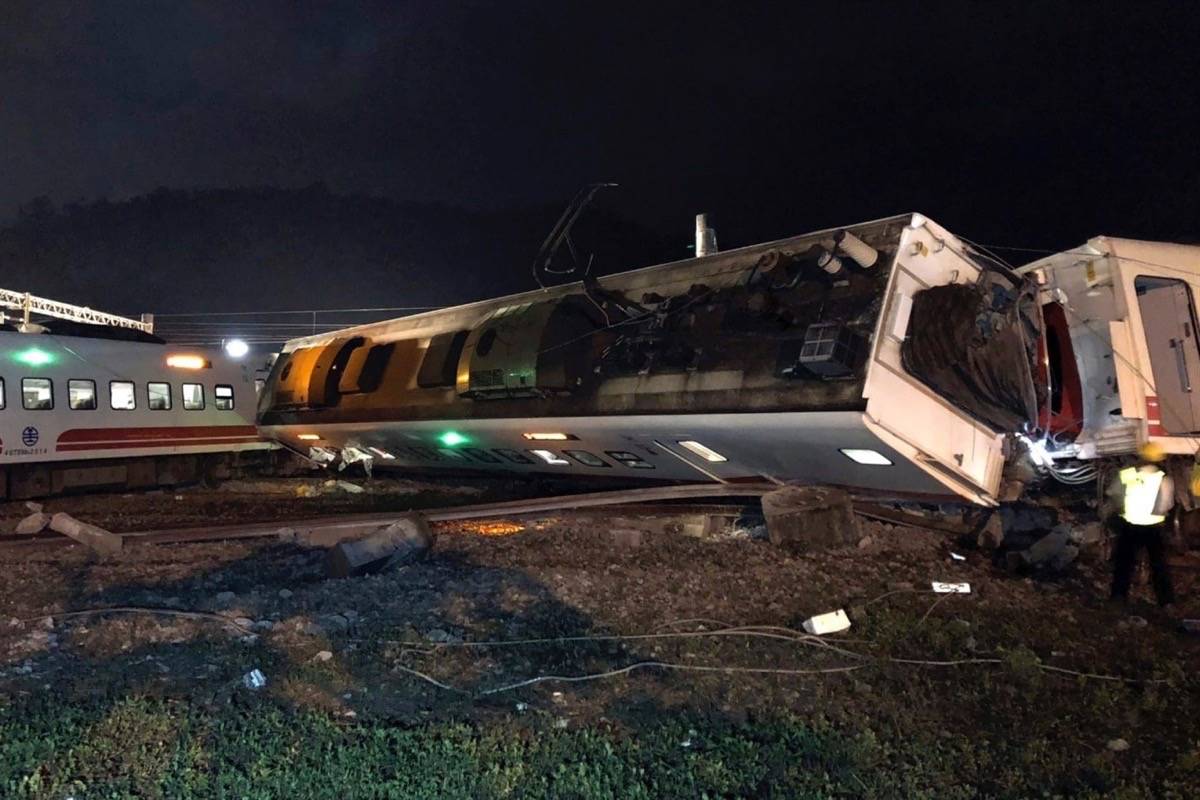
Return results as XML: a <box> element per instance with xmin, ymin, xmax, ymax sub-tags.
<box><xmin>278</xmin><ymin>589</ymin><xmax>294</xmax><ymax>599</ymax></box>
<box><xmin>215</xmin><ymin>591</ymin><xmax>236</xmax><ymax>604</ymax></box>
<box><xmin>761</xmin><ymin>486</ymin><xmax>860</xmax><ymax>552</ymax></box>
<box><xmin>1107</xmin><ymin>738</ymin><xmax>1130</xmax><ymax>752</ymax></box>
<box><xmin>39</xmin><ymin>616</ymin><xmax>54</xmax><ymax>630</ymax></box>
<box><xmin>342</xmin><ymin>610</ymin><xmax>359</xmax><ymax>623</ymax></box>
<box><xmin>312</xmin><ymin>650</ymin><xmax>334</xmax><ymax>663</ymax></box>
<box><xmin>24</xmin><ymin>501</ymin><xmax>43</xmax><ymax>513</ymax></box>
<box><xmin>15</xmin><ymin>512</ymin><xmax>50</xmax><ymax>535</ymax></box>
<box><xmin>233</xmin><ymin>617</ymin><xmax>255</xmax><ymax>628</ymax></box>
<box><xmin>319</xmin><ymin>614</ymin><xmax>351</xmax><ymax>632</ymax></box>
<box><xmin>326</xmin><ymin>513</ymin><xmax>434</xmax><ymax>578</ymax></box>
<box><xmin>856</xmin><ymin>536</ymin><xmax>873</xmax><ymax>549</ymax></box>
<box><xmin>425</xmin><ymin>628</ymin><xmax>463</xmax><ymax>644</ymax></box>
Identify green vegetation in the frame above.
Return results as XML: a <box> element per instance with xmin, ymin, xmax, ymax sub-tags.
<box><xmin>0</xmin><ymin>688</ymin><xmax>1196</xmax><ymax>800</ymax></box>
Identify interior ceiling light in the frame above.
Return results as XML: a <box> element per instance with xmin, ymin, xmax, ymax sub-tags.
<box><xmin>438</xmin><ymin>431</ymin><xmax>468</xmax><ymax>447</ymax></box>
<box><xmin>166</xmin><ymin>354</ymin><xmax>209</xmax><ymax>370</ymax></box>
<box><xmin>522</xmin><ymin>432</ymin><xmax>575</xmax><ymax>441</ymax></box>
<box><xmin>530</xmin><ymin>449</ymin><xmax>570</xmax><ymax>465</ymax></box>
<box><xmin>297</xmin><ymin>433</ymin><xmax>322</xmax><ymax>441</ymax></box>
<box><xmin>840</xmin><ymin>448</ymin><xmax>893</xmax><ymax>466</ymax></box>
<box><xmin>678</xmin><ymin>440</ymin><xmax>728</xmax><ymax>463</ymax></box>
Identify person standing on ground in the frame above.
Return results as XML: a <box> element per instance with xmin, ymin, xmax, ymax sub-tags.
<box><xmin>1107</xmin><ymin>442</ymin><xmax>1176</xmax><ymax>607</ymax></box>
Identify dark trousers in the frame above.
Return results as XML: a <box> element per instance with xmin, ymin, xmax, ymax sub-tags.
<box><xmin>1110</xmin><ymin>518</ymin><xmax>1175</xmax><ymax>606</ymax></box>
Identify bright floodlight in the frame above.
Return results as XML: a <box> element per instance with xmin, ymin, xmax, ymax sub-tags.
<box><xmin>840</xmin><ymin>448</ymin><xmax>893</xmax><ymax>466</ymax></box>
<box><xmin>224</xmin><ymin>338</ymin><xmax>250</xmax><ymax>358</ymax></box>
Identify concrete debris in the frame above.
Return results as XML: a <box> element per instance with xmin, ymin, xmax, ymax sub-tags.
<box><xmin>609</xmin><ymin>528</ymin><xmax>645</xmax><ymax>549</ymax></box>
<box><xmin>931</xmin><ymin>582</ymin><xmax>971</xmax><ymax>594</ymax></box>
<box><xmin>762</xmin><ymin>486</ymin><xmax>859</xmax><ymax>552</ymax></box>
<box><xmin>857</xmin><ymin>536</ymin><xmax>874</xmax><ymax>549</ymax></box>
<box><xmin>241</xmin><ymin>669</ymin><xmax>267</xmax><ymax>690</ymax></box>
<box><xmin>976</xmin><ymin>514</ymin><xmax>1005</xmax><ymax>550</ymax></box>
<box><xmin>1015</xmin><ymin>530</ymin><xmax>1078</xmax><ymax>572</ymax></box>
<box><xmin>15</xmin><ymin>512</ymin><xmax>50</xmax><ymax>535</ymax></box>
<box><xmin>312</xmin><ymin>650</ymin><xmax>334</xmax><ymax>663</ymax></box>
<box><xmin>801</xmin><ymin>609</ymin><xmax>852</xmax><ymax>635</ymax></box>
<box><xmin>1107</xmin><ymin>738</ymin><xmax>1130</xmax><ymax>752</ymax></box>
<box><xmin>338</xmin><ymin>446</ymin><xmax>374</xmax><ymax>477</ymax></box>
<box><xmin>275</xmin><ymin>527</ymin><xmax>297</xmax><ymax>542</ymax></box>
<box><xmin>24</xmin><ymin>501</ymin><xmax>44</xmax><ymax>513</ymax></box>
<box><xmin>326</xmin><ymin>513</ymin><xmax>434</xmax><ymax>579</ymax></box>
<box><xmin>278</xmin><ymin>589</ymin><xmax>294</xmax><ymax>599</ymax></box>
<box><xmin>48</xmin><ymin>513</ymin><xmax>123</xmax><ymax>558</ymax></box>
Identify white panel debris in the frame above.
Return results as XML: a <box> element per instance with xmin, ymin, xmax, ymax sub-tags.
<box><xmin>801</xmin><ymin>609</ymin><xmax>852</xmax><ymax>635</ymax></box>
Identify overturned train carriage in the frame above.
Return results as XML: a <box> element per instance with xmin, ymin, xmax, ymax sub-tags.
<box><xmin>258</xmin><ymin>213</ymin><xmax>1050</xmax><ymax>505</ymax></box>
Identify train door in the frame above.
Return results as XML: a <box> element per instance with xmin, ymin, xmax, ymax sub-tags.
<box><xmin>1135</xmin><ymin>276</ymin><xmax>1200</xmax><ymax>433</ymax></box>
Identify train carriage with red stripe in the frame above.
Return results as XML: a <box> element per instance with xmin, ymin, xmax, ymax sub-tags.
<box><xmin>0</xmin><ymin>325</ymin><xmax>271</xmax><ymax>498</ymax></box>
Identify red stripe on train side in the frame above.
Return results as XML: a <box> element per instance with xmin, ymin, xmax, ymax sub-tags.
<box><xmin>57</xmin><ymin>425</ymin><xmax>258</xmax><ymax>444</ymax></box>
<box><xmin>57</xmin><ymin>436</ymin><xmax>260</xmax><ymax>452</ymax></box>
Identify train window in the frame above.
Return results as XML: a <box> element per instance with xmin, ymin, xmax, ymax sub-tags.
<box><xmin>147</xmin><ymin>382</ymin><xmax>172</xmax><ymax>410</ymax></box>
<box><xmin>214</xmin><ymin>384</ymin><xmax>234</xmax><ymax>410</ymax></box>
<box><xmin>0</xmin><ymin>377</ymin><xmax>6</xmax><ymax>409</ymax></box>
<box><xmin>182</xmin><ymin>383</ymin><xmax>204</xmax><ymax>410</ymax></box>
<box><xmin>493</xmin><ymin>448</ymin><xmax>534</xmax><ymax>464</ymax></box>
<box><xmin>68</xmin><ymin>379</ymin><xmax>97</xmax><ymax>410</ymax></box>
<box><xmin>606</xmin><ymin>450</ymin><xmax>655</xmax><ymax>469</ymax></box>
<box><xmin>529</xmin><ymin>449</ymin><xmax>570</xmax><ymax>465</ymax></box>
<box><xmin>109</xmin><ymin>381</ymin><xmax>136</xmax><ymax>410</ymax></box>
<box><xmin>21</xmin><ymin>378</ymin><xmax>53</xmax><ymax>410</ymax></box>
<box><xmin>565</xmin><ymin>450</ymin><xmax>610</xmax><ymax>467</ymax></box>
<box><xmin>418</xmin><ymin>331</ymin><xmax>469</xmax><ymax>388</ymax></box>
<box><xmin>463</xmin><ymin>447</ymin><xmax>502</xmax><ymax>463</ymax></box>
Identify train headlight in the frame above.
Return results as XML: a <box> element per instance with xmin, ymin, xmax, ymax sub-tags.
<box><xmin>224</xmin><ymin>338</ymin><xmax>250</xmax><ymax>359</ymax></box>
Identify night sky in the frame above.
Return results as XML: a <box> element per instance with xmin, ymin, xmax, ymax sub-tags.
<box><xmin>3</xmin><ymin>2</ymin><xmax>1200</xmax><ymax>318</ymax></box>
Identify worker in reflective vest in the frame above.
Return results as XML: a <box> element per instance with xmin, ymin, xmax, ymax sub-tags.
<box><xmin>1108</xmin><ymin>442</ymin><xmax>1176</xmax><ymax>606</ymax></box>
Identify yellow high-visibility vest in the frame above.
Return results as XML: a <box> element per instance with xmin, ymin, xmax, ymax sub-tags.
<box><xmin>1119</xmin><ymin>466</ymin><xmax>1166</xmax><ymax>525</ymax></box>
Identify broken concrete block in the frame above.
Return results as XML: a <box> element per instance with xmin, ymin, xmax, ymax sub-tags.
<box><xmin>326</xmin><ymin>513</ymin><xmax>434</xmax><ymax>578</ymax></box>
<box><xmin>976</xmin><ymin>514</ymin><xmax>1004</xmax><ymax>550</ymax></box>
<box><xmin>48</xmin><ymin>513</ymin><xmax>122</xmax><ymax>557</ymax></box>
<box><xmin>609</xmin><ymin>528</ymin><xmax>645</xmax><ymax>549</ymax></box>
<box><xmin>761</xmin><ymin>486</ymin><xmax>859</xmax><ymax>552</ymax></box>
<box><xmin>24</xmin><ymin>501</ymin><xmax>43</xmax><ymax>514</ymax></box>
<box><xmin>1025</xmin><ymin>530</ymin><xmax>1071</xmax><ymax>568</ymax></box>
<box><xmin>15</xmin><ymin>512</ymin><xmax>50</xmax><ymax>535</ymax></box>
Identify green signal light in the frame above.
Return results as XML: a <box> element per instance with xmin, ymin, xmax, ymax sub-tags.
<box><xmin>15</xmin><ymin>347</ymin><xmax>54</xmax><ymax>367</ymax></box>
<box><xmin>438</xmin><ymin>431</ymin><xmax>468</xmax><ymax>447</ymax></box>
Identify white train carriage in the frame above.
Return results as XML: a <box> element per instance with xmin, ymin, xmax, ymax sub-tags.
<box><xmin>258</xmin><ymin>213</ymin><xmax>1043</xmax><ymax>505</ymax></box>
<box><xmin>0</xmin><ymin>329</ymin><xmax>270</xmax><ymax>498</ymax></box>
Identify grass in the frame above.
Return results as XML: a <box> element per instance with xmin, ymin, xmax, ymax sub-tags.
<box><xmin>0</xmin><ymin>688</ymin><xmax>1197</xmax><ymax>800</ymax></box>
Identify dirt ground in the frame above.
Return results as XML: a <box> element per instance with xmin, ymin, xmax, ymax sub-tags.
<box><xmin>1</xmin><ymin>477</ymin><xmax>1199</xmax><ymax>795</ymax></box>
